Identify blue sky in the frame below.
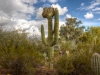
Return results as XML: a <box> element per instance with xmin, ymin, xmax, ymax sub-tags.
<box><xmin>33</xmin><ymin>0</ymin><xmax>100</xmax><ymax>26</ymax></box>
<box><xmin>0</xmin><ymin>0</ymin><xmax>100</xmax><ymax>37</ymax></box>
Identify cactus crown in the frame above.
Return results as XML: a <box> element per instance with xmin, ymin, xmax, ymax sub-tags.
<box><xmin>42</xmin><ymin>7</ymin><xmax>55</xmax><ymax>18</ymax></box>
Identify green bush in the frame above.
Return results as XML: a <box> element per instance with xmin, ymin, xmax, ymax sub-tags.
<box><xmin>55</xmin><ymin>42</ymin><xmax>93</xmax><ymax>75</ymax></box>
<box><xmin>56</xmin><ymin>26</ymin><xmax>100</xmax><ymax>75</ymax></box>
<box><xmin>54</xmin><ymin>55</ymin><xmax>74</xmax><ymax>75</ymax></box>
<box><xmin>0</xmin><ymin>29</ymin><xmax>44</xmax><ymax>75</ymax></box>
<box><xmin>1</xmin><ymin>49</ymin><xmax>43</xmax><ymax>75</ymax></box>
<box><xmin>70</xmin><ymin>43</ymin><xmax>93</xmax><ymax>75</ymax></box>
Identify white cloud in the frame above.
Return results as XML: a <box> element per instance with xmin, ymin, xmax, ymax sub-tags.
<box><xmin>92</xmin><ymin>7</ymin><xmax>100</xmax><ymax>11</ymax></box>
<box><xmin>87</xmin><ymin>2</ymin><xmax>100</xmax><ymax>10</ymax></box>
<box><xmin>0</xmin><ymin>0</ymin><xmax>66</xmax><ymax>37</ymax></box>
<box><xmin>98</xmin><ymin>18</ymin><xmax>100</xmax><ymax>20</ymax></box>
<box><xmin>43</xmin><ymin>4</ymin><xmax>51</xmax><ymax>7</ymax></box>
<box><xmin>0</xmin><ymin>18</ymin><xmax>41</xmax><ymax>37</ymax></box>
<box><xmin>81</xmin><ymin>3</ymin><xmax>84</xmax><ymax>6</ymax></box>
<box><xmin>51</xmin><ymin>4</ymin><xmax>68</xmax><ymax>15</ymax></box>
<box><xmin>36</xmin><ymin>7</ymin><xmax>43</xmax><ymax>19</ymax></box>
<box><xmin>66</xmin><ymin>14</ymin><xmax>72</xmax><ymax>18</ymax></box>
<box><xmin>48</xmin><ymin>0</ymin><xmax>57</xmax><ymax>3</ymax></box>
<box><xmin>84</xmin><ymin>12</ymin><xmax>94</xmax><ymax>19</ymax></box>
<box><xmin>78</xmin><ymin>0</ymin><xmax>100</xmax><ymax>12</ymax></box>
<box><xmin>26</xmin><ymin>26</ymin><xmax>41</xmax><ymax>37</ymax></box>
<box><xmin>12</xmin><ymin>19</ymin><xmax>45</xmax><ymax>37</ymax></box>
<box><xmin>14</xmin><ymin>19</ymin><xmax>41</xmax><ymax>36</ymax></box>
<box><xmin>97</xmin><ymin>0</ymin><xmax>100</xmax><ymax>2</ymax></box>
<box><xmin>0</xmin><ymin>0</ymin><xmax>36</xmax><ymax>20</ymax></box>
<box><xmin>0</xmin><ymin>0</ymin><xmax>41</xmax><ymax>37</ymax></box>
<box><xmin>21</xmin><ymin>0</ymin><xmax>37</xmax><ymax>5</ymax></box>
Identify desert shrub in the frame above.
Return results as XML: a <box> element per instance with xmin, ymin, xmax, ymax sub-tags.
<box><xmin>56</xmin><ymin>26</ymin><xmax>100</xmax><ymax>75</ymax></box>
<box><xmin>70</xmin><ymin>43</ymin><xmax>93</xmax><ymax>75</ymax></box>
<box><xmin>1</xmin><ymin>49</ymin><xmax>43</xmax><ymax>75</ymax></box>
<box><xmin>55</xmin><ymin>42</ymin><xmax>93</xmax><ymax>75</ymax></box>
<box><xmin>0</xmin><ymin>29</ymin><xmax>44</xmax><ymax>75</ymax></box>
<box><xmin>54</xmin><ymin>55</ymin><xmax>74</xmax><ymax>75</ymax></box>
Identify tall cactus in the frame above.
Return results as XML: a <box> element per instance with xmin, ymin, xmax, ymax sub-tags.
<box><xmin>41</xmin><ymin>7</ymin><xmax>59</xmax><ymax>69</ymax></box>
<box><xmin>91</xmin><ymin>53</ymin><xmax>100</xmax><ymax>75</ymax></box>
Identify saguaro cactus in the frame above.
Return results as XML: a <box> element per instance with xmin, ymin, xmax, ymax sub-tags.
<box><xmin>91</xmin><ymin>53</ymin><xmax>100</xmax><ymax>75</ymax></box>
<box><xmin>41</xmin><ymin>7</ymin><xmax>59</xmax><ymax>69</ymax></box>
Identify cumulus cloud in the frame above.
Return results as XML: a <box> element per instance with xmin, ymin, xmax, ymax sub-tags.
<box><xmin>14</xmin><ymin>19</ymin><xmax>41</xmax><ymax>36</ymax></box>
<box><xmin>0</xmin><ymin>0</ymin><xmax>36</xmax><ymax>21</ymax></box>
<box><xmin>0</xmin><ymin>18</ymin><xmax>42</xmax><ymax>37</ymax></box>
<box><xmin>98</xmin><ymin>18</ymin><xmax>100</xmax><ymax>20</ymax></box>
<box><xmin>21</xmin><ymin>0</ymin><xmax>37</xmax><ymax>5</ymax></box>
<box><xmin>48</xmin><ymin>0</ymin><xmax>57</xmax><ymax>3</ymax></box>
<box><xmin>43</xmin><ymin>4</ymin><xmax>51</xmax><ymax>7</ymax></box>
<box><xmin>0</xmin><ymin>0</ymin><xmax>41</xmax><ymax>37</ymax></box>
<box><xmin>81</xmin><ymin>3</ymin><xmax>84</xmax><ymax>6</ymax></box>
<box><xmin>0</xmin><ymin>0</ymin><xmax>66</xmax><ymax>37</ymax></box>
<box><xmin>66</xmin><ymin>14</ymin><xmax>72</xmax><ymax>18</ymax></box>
<box><xmin>51</xmin><ymin>4</ymin><xmax>68</xmax><ymax>15</ymax></box>
<box><xmin>12</xmin><ymin>19</ymin><xmax>47</xmax><ymax>37</ymax></box>
<box><xmin>36</xmin><ymin>7</ymin><xmax>43</xmax><ymax>19</ymax></box>
<box><xmin>84</xmin><ymin>12</ymin><xmax>94</xmax><ymax>19</ymax></box>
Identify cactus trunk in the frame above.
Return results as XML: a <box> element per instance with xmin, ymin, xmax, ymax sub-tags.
<box><xmin>48</xmin><ymin>47</ymin><xmax>54</xmax><ymax>69</ymax></box>
<box><xmin>47</xmin><ymin>17</ymin><xmax>53</xmax><ymax>46</ymax></box>
<box><xmin>41</xmin><ymin>7</ymin><xmax>59</xmax><ymax>69</ymax></box>
<box><xmin>91</xmin><ymin>53</ymin><xmax>100</xmax><ymax>75</ymax></box>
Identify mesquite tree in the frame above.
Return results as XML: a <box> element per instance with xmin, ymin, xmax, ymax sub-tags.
<box><xmin>59</xmin><ymin>18</ymin><xmax>84</xmax><ymax>41</ymax></box>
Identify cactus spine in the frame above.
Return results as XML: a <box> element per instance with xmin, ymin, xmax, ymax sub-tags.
<box><xmin>41</xmin><ymin>7</ymin><xmax>59</xmax><ymax>69</ymax></box>
<box><xmin>91</xmin><ymin>53</ymin><xmax>100</xmax><ymax>75</ymax></box>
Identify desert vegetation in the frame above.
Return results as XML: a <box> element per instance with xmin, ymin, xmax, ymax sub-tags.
<box><xmin>0</xmin><ymin>28</ymin><xmax>44</xmax><ymax>75</ymax></box>
<box><xmin>0</xmin><ymin>20</ymin><xmax>100</xmax><ymax>75</ymax></box>
<box><xmin>0</xmin><ymin>7</ymin><xmax>100</xmax><ymax>75</ymax></box>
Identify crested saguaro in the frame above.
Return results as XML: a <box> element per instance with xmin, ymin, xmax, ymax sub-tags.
<box><xmin>41</xmin><ymin>7</ymin><xmax>59</xmax><ymax>69</ymax></box>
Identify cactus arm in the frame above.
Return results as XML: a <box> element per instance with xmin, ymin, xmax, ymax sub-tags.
<box><xmin>54</xmin><ymin>8</ymin><xmax>59</xmax><ymax>44</ymax></box>
<box><xmin>47</xmin><ymin>17</ymin><xmax>53</xmax><ymax>46</ymax></box>
<box><xmin>41</xmin><ymin>24</ymin><xmax>47</xmax><ymax>46</ymax></box>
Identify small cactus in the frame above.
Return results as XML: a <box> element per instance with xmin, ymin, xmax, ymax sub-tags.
<box><xmin>91</xmin><ymin>53</ymin><xmax>100</xmax><ymax>75</ymax></box>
